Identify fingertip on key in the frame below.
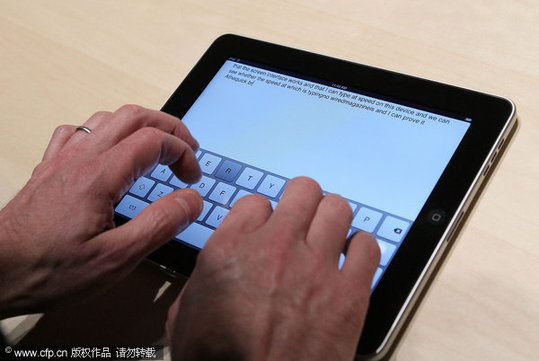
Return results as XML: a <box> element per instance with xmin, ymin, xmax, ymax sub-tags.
<box><xmin>175</xmin><ymin>188</ymin><xmax>204</xmax><ymax>222</ymax></box>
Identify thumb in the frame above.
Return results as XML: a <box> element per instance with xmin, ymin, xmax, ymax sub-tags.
<box><xmin>96</xmin><ymin>188</ymin><xmax>203</xmax><ymax>263</ymax></box>
<box><xmin>166</xmin><ymin>280</ymin><xmax>188</xmax><ymax>337</ymax></box>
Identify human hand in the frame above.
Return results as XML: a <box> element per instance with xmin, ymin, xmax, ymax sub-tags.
<box><xmin>0</xmin><ymin>105</ymin><xmax>202</xmax><ymax>318</ymax></box>
<box><xmin>167</xmin><ymin>177</ymin><xmax>380</xmax><ymax>361</ymax></box>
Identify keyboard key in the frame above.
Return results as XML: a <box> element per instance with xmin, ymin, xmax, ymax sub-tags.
<box><xmin>352</xmin><ymin>207</ymin><xmax>383</xmax><ymax>233</ymax></box>
<box><xmin>257</xmin><ymin>174</ymin><xmax>286</xmax><ymax>198</ymax></box>
<box><xmin>147</xmin><ymin>183</ymin><xmax>173</xmax><ymax>202</ymax></box>
<box><xmin>371</xmin><ymin>268</ymin><xmax>383</xmax><ymax>289</ymax></box>
<box><xmin>189</xmin><ymin>176</ymin><xmax>216</xmax><ymax>197</ymax></box>
<box><xmin>230</xmin><ymin>189</ymin><xmax>253</xmax><ymax>207</ymax></box>
<box><xmin>170</xmin><ymin>175</ymin><xmax>189</xmax><ymax>188</ymax></box>
<box><xmin>377</xmin><ymin>239</ymin><xmax>397</xmax><ymax>266</ymax></box>
<box><xmin>206</xmin><ymin>206</ymin><xmax>230</xmax><ymax>228</ymax></box>
<box><xmin>199</xmin><ymin>153</ymin><xmax>222</xmax><ymax>174</ymax></box>
<box><xmin>151</xmin><ymin>164</ymin><xmax>173</xmax><ymax>182</ymax></box>
<box><xmin>129</xmin><ymin>177</ymin><xmax>155</xmax><ymax>198</ymax></box>
<box><xmin>209</xmin><ymin>182</ymin><xmax>237</xmax><ymax>205</ymax></box>
<box><xmin>176</xmin><ymin>222</ymin><xmax>214</xmax><ymax>249</ymax></box>
<box><xmin>377</xmin><ymin>216</ymin><xmax>410</xmax><ymax>243</ymax></box>
<box><xmin>115</xmin><ymin>195</ymin><xmax>149</xmax><ymax>219</ymax></box>
<box><xmin>215</xmin><ymin>159</ymin><xmax>242</xmax><ymax>182</ymax></box>
<box><xmin>236</xmin><ymin>167</ymin><xmax>264</xmax><ymax>190</ymax></box>
<box><xmin>338</xmin><ymin>253</ymin><xmax>345</xmax><ymax>270</ymax></box>
<box><xmin>270</xmin><ymin>200</ymin><xmax>278</xmax><ymax>209</ymax></box>
<box><xmin>196</xmin><ymin>150</ymin><xmax>202</xmax><ymax>158</ymax></box>
<box><xmin>198</xmin><ymin>200</ymin><xmax>213</xmax><ymax>221</ymax></box>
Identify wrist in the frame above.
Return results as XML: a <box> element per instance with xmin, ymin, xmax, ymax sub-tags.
<box><xmin>0</xmin><ymin>206</ymin><xmax>39</xmax><ymax>319</ymax></box>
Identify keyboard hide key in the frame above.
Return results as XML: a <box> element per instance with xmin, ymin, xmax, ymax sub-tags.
<box><xmin>115</xmin><ymin>195</ymin><xmax>149</xmax><ymax>219</ymax></box>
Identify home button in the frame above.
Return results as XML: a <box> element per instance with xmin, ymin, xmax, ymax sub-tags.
<box><xmin>428</xmin><ymin>209</ymin><xmax>446</xmax><ymax>224</ymax></box>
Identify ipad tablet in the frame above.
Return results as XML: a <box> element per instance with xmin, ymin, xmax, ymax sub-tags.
<box><xmin>113</xmin><ymin>34</ymin><xmax>517</xmax><ymax>359</ymax></box>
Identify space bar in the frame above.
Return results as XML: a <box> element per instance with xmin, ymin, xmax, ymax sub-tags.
<box><xmin>176</xmin><ymin>222</ymin><xmax>214</xmax><ymax>249</ymax></box>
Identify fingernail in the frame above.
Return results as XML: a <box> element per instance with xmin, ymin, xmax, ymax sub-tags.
<box><xmin>357</xmin><ymin>230</ymin><xmax>375</xmax><ymax>238</ymax></box>
<box><xmin>175</xmin><ymin>188</ymin><xmax>203</xmax><ymax>222</ymax></box>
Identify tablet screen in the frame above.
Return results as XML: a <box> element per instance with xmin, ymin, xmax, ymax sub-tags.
<box><xmin>115</xmin><ymin>58</ymin><xmax>471</xmax><ymax>289</ymax></box>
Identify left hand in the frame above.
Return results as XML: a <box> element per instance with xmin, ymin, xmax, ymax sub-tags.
<box><xmin>0</xmin><ymin>105</ymin><xmax>202</xmax><ymax>318</ymax></box>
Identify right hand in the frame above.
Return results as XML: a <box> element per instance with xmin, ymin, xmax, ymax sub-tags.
<box><xmin>167</xmin><ymin>177</ymin><xmax>380</xmax><ymax>361</ymax></box>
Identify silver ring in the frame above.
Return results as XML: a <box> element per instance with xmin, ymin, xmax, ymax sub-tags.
<box><xmin>75</xmin><ymin>125</ymin><xmax>92</xmax><ymax>134</ymax></box>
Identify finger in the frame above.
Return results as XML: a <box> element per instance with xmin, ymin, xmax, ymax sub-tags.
<box><xmin>94</xmin><ymin>188</ymin><xmax>203</xmax><ymax>264</ymax></box>
<box><xmin>305</xmin><ymin>193</ymin><xmax>353</xmax><ymax>263</ymax></box>
<box><xmin>166</xmin><ymin>278</ymin><xmax>192</xmax><ymax>336</ymax></box>
<box><xmin>266</xmin><ymin>177</ymin><xmax>323</xmax><ymax>240</ymax></box>
<box><xmin>84</xmin><ymin>110</ymin><xmax>113</xmax><ymax>129</ymax></box>
<box><xmin>81</xmin><ymin>105</ymin><xmax>199</xmax><ymax>154</ymax></box>
<box><xmin>211</xmin><ymin>194</ymin><xmax>273</xmax><ymax>238</ymax></box>
<box><xmin>341</xmin><ymin>231</ymin><xmax>380</xmax><ymax>289</ymax></box>
<box><xmin>100</xmin><ymin>127</ymin><xmax>201</xmax><ymax>199</ymax></box>
<box><xmin>42</xmin><ymin>125</ymin><xmax>77</xmax><ymax>161</ymax></box>
<box><xmin>64</xmin><ymin>111</ymin><xmax>112</xmax><ymax>146</ymax></box>
<box><xmin>166</xmin><ymin>287</ymin><xmax>184</xmax><ymax>337</ymax></box>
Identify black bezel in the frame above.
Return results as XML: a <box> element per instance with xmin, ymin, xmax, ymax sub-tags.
<box><xmin>114</xmin><ymin>34</ymin><xmax>515</xmax><ymax>357</ymax></box>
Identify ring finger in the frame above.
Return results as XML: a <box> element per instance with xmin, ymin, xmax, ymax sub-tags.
<box><xmin>305</xmin><ymin>193</ymin><xmax>353</xmax><ymax>265</ymax></box>
<box><xmin>65</xmin><ymin>110</ymin><xmax>112</xmax><ymax>146</ymax></box>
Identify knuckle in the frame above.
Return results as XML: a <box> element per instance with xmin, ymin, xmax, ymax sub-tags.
<box><xmin>235</xmin><ymin>193</ymin><xmax>270</xmax><ymax>209</ymax></box>
<box><xmin>31</xmin><ymin>161</ymin><xmax>48</xmax><ymax>176</ymax></box>
<box><xmin>115</xmin><ymin>104</ymin><xmax>146</xmax><ymax>120</ymax></box>
<box><xmin>324</xmin><ymin>193</ymin><xmax>353</xmax><ymax>217</ymax></box>
<box><xmin>325</xmin><ymin>193</ymin><xmax>348</xmax><ymax>208</ymax></box>
<box><xmin>134</xmin><ymin>126</ymin><xmax>162</xmax><ymax>144</ymax></box>
<box><xmin>88</xmin><ymin>110</ymin><xmax>112</xmax><ymax>121</ymax></box>
<box><xmin>53</xmin><ymin>124</ymin><xmax>73</xmax><ymax>136</ymax></box>
<box><xmin>289</xmin><ymin>176</ymin><xmax>322</xmax><ymax>194</ymax></box>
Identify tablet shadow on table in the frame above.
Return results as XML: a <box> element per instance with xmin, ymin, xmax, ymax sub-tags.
<box><xmin>17</xmin><ymin>263</ymin><xmax>184</xmax><ymax>347</ymax></box>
